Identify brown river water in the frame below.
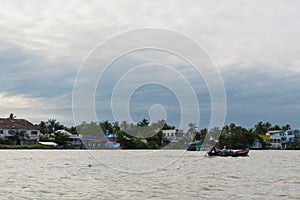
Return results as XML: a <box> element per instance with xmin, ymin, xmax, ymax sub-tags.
<box><xmin>0</xmin><ymin>150</ymin><xmax>299</xmax><ymax>199</ymax></box>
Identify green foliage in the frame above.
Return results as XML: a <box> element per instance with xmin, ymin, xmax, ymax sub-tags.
<box><xmin>65</xmin><ymin>126</ymin><xmax>78</xmax><ymax>134</ymax></box>
<box><xmin>254</xmin><ymin>121</ymin><xmax>291</xmax><ymax>135</ymax></box>
<box><xmin>39</xmin><ymin>136</ymin><xmax>51</xmax><ymax>142</ymax></box>
<box><xmin>218</xmin><ymin>123</ymin><xmax>256</xmax><ymax>149</ymax></box>
<box><xmin>133</xmin><ymin>138</ymin><xmax>148</xmax><ymax>149</ymax></box>
<box><xmin>193</xmin><ymin>128</ymin><xmax>207</xmax><ymax>143</ymax></box>
<box><xmin>148</xmin><ymin>141</ymin><xmax>158</xmax><ymax>149</ymax></box>
<box><xmin>161</xmin><ymin>120</ymin><xmax>175</xmax><ymax>130</ymax></box>
<box><xmin>37</xmin><ymin>119</ymin><xmax>65</xmax><ymax>134</ymax></box>
<box><xmin>137</xmin><ymin>118</ymin><xmax>150</xmax><ymax>127</ymax></box>
<box><xmin>289</xmin><ymin>138</ymin><xmax>300</xmax><ymax>149</ymax></box>
<box><xmin>0</xmin><ymin>138</ymin><xmax>7</xmax><ymax>145</ymax></box>
<box><xmin>100</xmin><ymin>120</ymin><xmax>113</xmax><ymax>134</ymax></box>
<box><xmin>30</xmin><ymin>118</ymin><xmax>299</xmax><ymax>150</ymax></box>
<box><xmin>0</xmin><ymin>144</ymin><xmax>54</xmax><ymax>149</ymax></box>
<box><xmin>54</xmin><ymin>132</ymin><xmax>70</xmax><ymax>147</ymax></box>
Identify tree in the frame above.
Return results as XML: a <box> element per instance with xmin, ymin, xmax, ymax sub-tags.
<box><xmin>282</xmin><ymin>124</ymin><xmax>291</xmax><ymax>131</ymax></box>
<box><xmin>100</xmin><ymin>120</ymin><xmax>113</xmax><ymax>135</ymax></box>
<box><xmin>161</xmin><ymin>120</ymin><xmax>175</xmax><ymax>130</ymax></box>
<box><xmin>113</xmin><ymin>121</ymin><xmax>120</xmax><ymax>133</ymax></box>
<box><xmin>270</xmin><ymin>124</ymin><xmax>281</xmax><ymax>131</ymax></box>
<box><xmin>54</xmin><ymin>131</ymin><xmax>70</xmax><ymax>148</ymax></box>
<box><xmin>66</xmin><ymin>126</ymin><xmax>78</xmax><ymax>135</ymax></box>
<box><xmin>37</xmin><ymin>121</ymin><xmax>48</xmax><ymax>134</ymax></box>
<box><xmin>218</xmin><ymin>124</ymin><xmax>256</xmax><ymax>149</ymax></box>
<box><xmin>137</xmin><ymin>118</ymin><xmax>149</xmax><ymax>127</ymax></box>
<box><xmin>47</xmin><ymin>119</ymin><xmax>64</xmax><ymax>133</ymax></box>
<box><xmin>186</xmin><ymin>122</ymin><xmax>197</xmax><ymax>140</ymax></box>
<box><xmin>11</xmin><ymin>131</ymin><xmax>25</xmax><ymax>145</ymax></box>
<box><xmin>194</xmin><ymin>128</ymin><xmax>207</xmax><ymax>142</ymax></box>
<box><xmin>254</xmin><ymin>121</ymin><xmax>271</xmax><ymax>135</ymax></box>
<box><xmin>37</xmin><ymin>119</ymin><xmax>65</xmax><ymax>135</ymax></box>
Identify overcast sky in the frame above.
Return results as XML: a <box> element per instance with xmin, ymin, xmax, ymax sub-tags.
<box><xmin>0</xmin><ymin>0</ymin><xmax>299</xmax><ymax>130</ymax></box>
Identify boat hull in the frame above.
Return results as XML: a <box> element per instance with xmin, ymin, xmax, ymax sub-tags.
<box><xmin>208</xmin><ymin>149</ymin><xmax>249</xmax><ymax>157</ymax></box>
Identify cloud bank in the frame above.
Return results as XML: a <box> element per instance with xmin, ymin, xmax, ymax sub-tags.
<box><xmin>0</xmin><ymin>0</ymin><xmax>299</xmax><ymax>129</ymax></box>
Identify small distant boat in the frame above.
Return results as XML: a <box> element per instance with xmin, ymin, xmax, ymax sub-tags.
<box><xmin>208</xmin><ymin>148</ymin><xmax>249</xmax><ymax>157</ymax></box>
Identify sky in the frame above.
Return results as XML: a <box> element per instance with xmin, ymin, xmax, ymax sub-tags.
<box><xmin>0</xmin><ymin>0</ymin><xmax>299</xmax><ymax>130</ymax></box>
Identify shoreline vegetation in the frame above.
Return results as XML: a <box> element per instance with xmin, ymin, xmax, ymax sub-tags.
<box><xmin>0</xmin><ymin>144</ymin><xmax>54</xmax><ymax>149</ymax></box>
<box><xmin>1</xmin><ymin>116</ymin><xmax>299</xmax><ymax>150</ymax></box>
<box><xmin>0</xmin><ymin>146</ymin><xmax>299</xmax><ymax>150</ymax></box>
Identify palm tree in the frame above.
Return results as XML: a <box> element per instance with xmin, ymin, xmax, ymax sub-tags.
<box><xmin>186</xmin><ymin>122</ymin><xmax>197</xmax><ymax>142</ymax></box>
<box><xmin>113</xmin><ymin>121</ymin><xmax>120</xmax><ymax>133</ymax></box>
<box><xmin>187</xmin><ymin>122</ymin><xmax>197</xmax><ymax>134</ymax></box>
<box><xmin>47</xmin><ymin>119</ymin><xmax>64</xmax><ymax>133</ymax></box>
<box><xmin>282</xmin><ymin>124</ymin><xmax>291</xmax><ymax>131</ymax></box>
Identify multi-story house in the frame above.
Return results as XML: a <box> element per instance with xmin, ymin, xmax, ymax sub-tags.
<box><xmin>0</xmin><ymin>118</ymin><xmax>41</xmax><ymax>145</ymax></box>
<box><xmin>266</xmin><ymin>130</ymin><xmax>284</xmax><ymax>149</ymax></box>
<box><xmin>162</xmin><ymin>129</ymin><xmax>184</xmax><ymax>144</ymax></box>
<box><xmin>266</xmin><ymin>129</ymin><xmax>299</xmax><ymax>149</ymax></box>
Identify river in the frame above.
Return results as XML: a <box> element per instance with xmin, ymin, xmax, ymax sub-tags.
<box><xmin>0</xmin><ymin>150</ymin><xmax>299</xmax><ymax>199</ymax></box>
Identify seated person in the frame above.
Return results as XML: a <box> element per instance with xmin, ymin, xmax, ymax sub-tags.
<box><xmin>211</xmin><ymin>146</ymin><xmax>219</xmax><ymax>153</ymax></box>
<box><xmin>223</xmin><ymin>146</ymin><xmax>229</xmax><ymax>153</ymax></box>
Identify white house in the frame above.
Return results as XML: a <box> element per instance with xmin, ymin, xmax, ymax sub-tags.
<box><xmin>0</xmin><ymin>118</ymin><xmax>41</xmax><ymax>145</ymax></box>
<box><xmin>266</xmin><ymin>130</ymin><xmax>299</xmax><ymax>149</ymax></box>
<box><xmin>162</xmin><ymin>129</ymin><xmax>184</xmax><ymax>143</ymax></box>
<box><xmin>266</xmin><ymin>130</ymin><xmax>283</xmax><ymax>149</ymax></box>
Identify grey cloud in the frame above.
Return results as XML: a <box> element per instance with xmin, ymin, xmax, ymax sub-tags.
<box><xmin>0</xmin><ymin>0</ymin><xmax>299</xmax><ymax>129</ymax></box>
<box><xmin>222</xmin><ymin>64</ymin><xmax>300</xmax><ymax>127</ymax></box>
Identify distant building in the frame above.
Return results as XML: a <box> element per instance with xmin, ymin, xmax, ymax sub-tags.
<box><xmin>80</xmin><ymin>134</ymin><xmax>120</xmax><ymax>149</ymax></box>
<box><xmin>0</xmin><ymin>118</ymin><xmax>41</xmax><ymax>145</ymax></box>
<box><xmin>250</xmin><ymin>138</ymin><xmax>263</xmax><ymax>149</ymax></box>
<box><xmin>266</xmin><ymin>130</ymin><xmax>284</xmax><ymax>149</ymax></box>
<box><xmin>265</xmin><ymin>130</ymin><xmax>299</xmax><ymax>149</ymax></box>
<box><xmin>162</xmin><ymin>129</ymin><xmax>184</xmax><ymax>144</ymax></box>
<box><xmin>286</xmin><ymin>129</ymin><xmax>299</xmax><ymax>148</ymax></box>
<box><xmin>287</xmin><ymin>129</ymin><xmax>299</xmax><ymax>137</ymax></box>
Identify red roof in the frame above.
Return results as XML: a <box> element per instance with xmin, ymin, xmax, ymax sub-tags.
<box><xmin>0</xmin><ymin>118</ymin><xmax>38</xmax><ymax>129</ymax></box>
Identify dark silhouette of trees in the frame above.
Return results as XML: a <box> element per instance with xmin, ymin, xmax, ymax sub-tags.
<box><xmin>218</xmin><ymin>123</ymin><xmax>256</xmax><ymax>149</ymax></box>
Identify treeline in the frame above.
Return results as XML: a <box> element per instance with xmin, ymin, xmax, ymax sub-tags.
<box><xmin>196</xmin><ymin>122</ymin><xmax>292</xmax><ymax>149</ymax></box>
<box><xmin>36</xmin><ymin>119</ymin><xmax>293</xmax><ymax>149</ymax></box>
<box><xmin>76</xmin><ymin>119</ymin><xmax>176</xmax><ymax>149</ymax></box>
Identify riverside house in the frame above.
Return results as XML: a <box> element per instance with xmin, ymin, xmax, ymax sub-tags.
<box><xmin>265</xmin><ymin>129</ymin><xmax>299</xmax><ymax>149</ymax></box>
<box><xmin>0</xmin><ymin>118</ymin><xmax>41</xmax><ymax>145</ymax></box>
<box><xmin>162</xmin><ymin>129</ymin><xmax>184</xmax><ymax>144</ymax></box>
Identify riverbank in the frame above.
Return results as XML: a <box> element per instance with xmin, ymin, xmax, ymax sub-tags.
<box><xmin>0</xmin><ymin>144</ymin><xmax>55</xmax><ymax>149</ymax></box>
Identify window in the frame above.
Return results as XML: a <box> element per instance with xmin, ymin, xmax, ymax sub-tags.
<box><xmin>31</xmin><ymin>131</ymin><xmax>38</xmax><ymax>135</ymax></box>
<box><xmin>277</xmin><ymin>139</ymin><xmax>281</xmax><ymax>143</ymax></box>
<box><xmin>0</xmin><ymin>130</ymin><xmax>3</xmax><ymax>134</ymax></box>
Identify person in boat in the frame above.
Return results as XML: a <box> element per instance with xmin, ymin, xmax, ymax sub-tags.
<box><xmin>210</xmin><ymin>146</ymin><xmax>220</xmax><ymax>154</ymax></box>
<box><xmin>222</xmin><ymin>146</ymin><xmax>229</xmax><ymax>154</ymax></box>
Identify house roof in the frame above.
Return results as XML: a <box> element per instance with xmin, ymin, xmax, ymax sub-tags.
<box><xmin>55</xmin><ymin>130</ymin><xmax>79</xmax><ymax>139</ymax></box>
<box><xmin>0</xmin><ymin>118</ymin><xmax>38</xmax><ymax>129</ymax></box>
